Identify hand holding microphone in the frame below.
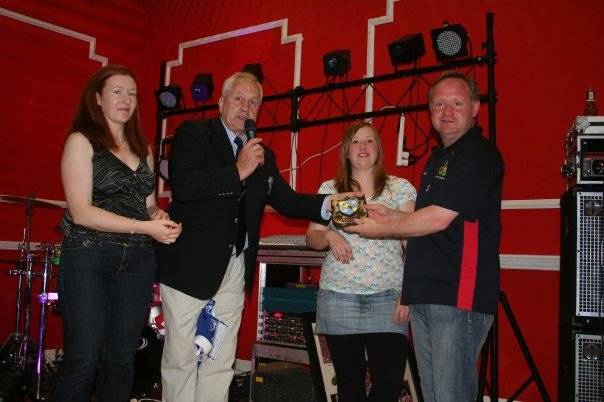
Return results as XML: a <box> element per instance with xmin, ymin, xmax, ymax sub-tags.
<box><xmin>236</xmin><ymin>119</ymin><xmax>264</xmax><ymax>181</ymax></box>
<box><xmin>244</xmin><ymin>118</ymin><xmax>256</xmax><ymax>139</ymax></box>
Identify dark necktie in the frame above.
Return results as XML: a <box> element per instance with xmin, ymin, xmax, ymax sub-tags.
<box><xmin>234</xmin><ymin>136</ymin><xmax>246</xmax><ymax>255</ymax></box>
<box><xmin>234</xmin><ymin>136</ymin><xmax>244</xmax><ymax>158</ymax></box>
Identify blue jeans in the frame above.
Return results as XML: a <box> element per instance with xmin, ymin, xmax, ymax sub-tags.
<box><xmin>51</xmin><ymin>238</ymin><xmax>155</xmax><ymax>402</ymax></box>
<box><xmin>410</xmin><ymin>304</ymin><xmax>494</xmax><ymax>402</ymax></box>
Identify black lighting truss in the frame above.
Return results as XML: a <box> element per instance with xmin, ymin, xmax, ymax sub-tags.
<box><xmin>155</xmin><ymin>13</ymin><xmax>497</xmax><ymax>163</ymax></box>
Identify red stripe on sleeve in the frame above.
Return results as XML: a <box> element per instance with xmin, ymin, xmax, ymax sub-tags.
<box><xmin>457</xmin><ymin>220</ymin><xmax>478</xmax><ymax>310</ymax></box>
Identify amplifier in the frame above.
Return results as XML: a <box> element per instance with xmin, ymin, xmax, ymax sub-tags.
<box><xmin>559</xmin><ymin>188</ymin><xmax>604</xmax><ymax>401</ymax></box>
<box><xmin>560</xmin><ymin>189</ymin><xmax>603</xmax><ymax>324</ymax></box>
<box><xmin>562</xmin><ymin>116</ymin><xmax>604</xmax><ymax>185</ymax></box>
<box><xmin>574</xmin><ymin>334</ymin><xmax>603</xmax><ymax>402</ymax></box>
<box><xmin>259</xmin><ymin>286</ymin><xmax>317</xmax><ymax>346</ymax></box>
<box><xmin>559</xmin><ymin>331</ymin><xmax>603</xmax><ymax>402</ymax></box>
<box><xmin>251</xmin><ymin>363</ymin><xmax>318</xmax><ymax>402</ymax></box>
<box><xmin>261</xmin><ymin>311</ymin><xmax>306</xmax><ymax>346</ymax></box>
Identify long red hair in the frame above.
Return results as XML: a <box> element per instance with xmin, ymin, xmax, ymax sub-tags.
<box><xmin>70</xmin><ymin>64</ymin><xmax>148</xmax><ymax>158</ymax></box>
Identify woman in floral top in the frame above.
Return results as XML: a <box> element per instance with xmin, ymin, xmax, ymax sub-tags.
<box><xmin>306</xmin><ymin>121</ymin><xmax>416</xmax><ymax>402</ymax></box>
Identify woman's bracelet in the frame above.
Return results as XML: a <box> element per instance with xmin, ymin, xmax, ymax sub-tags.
<box><xmin>129</xmin><ymin>219</ymin><xmax>137</xmax><ymax>235</ymax></box>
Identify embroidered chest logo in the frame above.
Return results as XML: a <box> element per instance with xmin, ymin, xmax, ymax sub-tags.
<box><xmin>435</xmin><ymin>159</ymin><xmax>448</xmax><ymax>180</ymax></box>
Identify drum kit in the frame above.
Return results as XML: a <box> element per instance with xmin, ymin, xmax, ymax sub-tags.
<box><xmin>0</xmin><ymin>195</ymin><xmax>63</xmax><ymax>401</ymax></box>
<box><xmin>0</xmin><ymin>194</ymin><xmax>166</xmax><ymax>401</ymax></box>
<box><xmin>131</xmin><ymin>282</ymin><xmax>164</xmax><ymax>399</ymax></box>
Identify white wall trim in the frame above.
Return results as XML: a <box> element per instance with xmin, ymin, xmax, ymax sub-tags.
<box><xmin>0</xmin><ymin>239</ymin><xmax>560</xmax><ymax>272</ymax></box>
<box><xmin>0</xmin><ymin>6</ymin><xmax>108</xmax><ymax>66</ymax></box>
<box><xmin>0</xmin><ymin>197</ymin><xmax>557</xmax><ymax>211</ymax></box>
<box><xmin>365</xmin><ymin>0</ymin><xmax>398</xmax><ymax>113</ymax></box>
<box><xmin>502</xmin><ymin>199</ymin><xmax>559</xmax><ymax>209</ymax></box>
<box><xmin>159</xmin><ymin>19</ymin><xmax>303</xmax><ymax>196</ymax></box>
<box><xmin>500</xmin><ymin>254</ymin><xmax>559</xmax><ymax>271</ymax></box>
<box><xmin>164</xmin><ymin>19</ymin><xmax>301</xmax><ymax>87</ymax></box>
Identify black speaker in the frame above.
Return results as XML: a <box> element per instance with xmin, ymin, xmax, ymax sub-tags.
<box><xmin>388</xmin><ymin>33</ymin><xmax>425</xmax><ymax>67</ymax></box>
<box><xmin>323</xmin><ymin>49</ymin><xmax>351</xmax><ymax>77</ymax></box>
<box><xmin>251</xmin><ymin>364</ymin><xmax>318</xmax><ymax>402</ymax></box>
<box><xmin>558</xmin><ymin>330</ymin><xmax>603</xmax><ymax>401</ymax></box>
<box><xmin>560</xmin><ymin>187</ymin><xmax>603</xmax><ymax>328</ymax></box>
<box><xmin>559</xmin><ymin>187</ymin><xmax>604</xmax><ymax>401</ymax></box>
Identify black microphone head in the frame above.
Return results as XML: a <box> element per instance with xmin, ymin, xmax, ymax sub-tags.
<box><xmin>244</xmin><ymin>119</ymin><xmax>256</xmax><ymax>139</ymax></box>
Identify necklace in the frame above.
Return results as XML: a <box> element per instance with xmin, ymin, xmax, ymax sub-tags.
<box><xmin>116</xmin><ymin>136</ymin><xmax>127</xmax><ymax>147</ymax></box>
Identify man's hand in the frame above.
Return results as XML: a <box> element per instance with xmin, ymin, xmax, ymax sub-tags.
<box><xmin>236</xmin><ymin>138</ymin><xmax>265</xmax><ymax>180</ymax></box>
<box><xmin>366</xmin><ymin>203</ymin><xmax>395</xmax><ymax>224</ymax></box>
<box><xmin>344</xmin><ymin>216</ymin><xmax>388</xmax><ymax>238</ymax></box>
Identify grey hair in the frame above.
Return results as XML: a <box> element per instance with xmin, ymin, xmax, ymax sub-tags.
<box><xmin>221</xmin><ymin>72</ymin><xmax>263</xmax><ymax>100</ymax></box>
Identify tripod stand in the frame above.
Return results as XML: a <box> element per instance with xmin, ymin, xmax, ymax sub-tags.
<box><xmin>478</xmin><ymin>291</ymin><xmax>551</xmax><ymax>402</ymax></box>
<box><xmin>1</xmin><ymin>198</ymin><xmax>37</xmax><ymax>372</ymax></box>
<box><xmin>0</xmin><ymin>195</ymin><xmax>63</xmax><ymax>401</ymax></box>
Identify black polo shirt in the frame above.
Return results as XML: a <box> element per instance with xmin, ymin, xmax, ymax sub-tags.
<box><xmin>402</xmin><ymin>126</ymin><xmax>504</xmax><ymax>315</ymax></box>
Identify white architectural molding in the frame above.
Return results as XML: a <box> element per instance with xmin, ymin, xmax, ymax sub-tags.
<box><xmin>499</xmin><ymin>254</ymin><xmax>559</xmax><ymax>271</ymax></box>
<box><xmin>164</xmin><ymin>19</ymin><xmax>302</xmax><ymax>87</ymax></box>
<box><xmin>0</xmin><ymin>237</ymin><xmax>561</xmax><ymax>273</ymax></box>
<box><xmin>160</xmin><ymin>19</ymin><xmax>303</xmax><ymax>196</ymax></box>
<box><xmin>0</xmin><ymin>7</ymin><xmax>108</xmax><ymax>65</ymax></box>
<box><xmin>502</xmin><ymin>199</ymin><xmax>559</xmax><ymax>210</ymax></box>
<box><xmin>365</xmin><ymin>0</ymin><xmax>398</xmax><ymax>113</ymax></box>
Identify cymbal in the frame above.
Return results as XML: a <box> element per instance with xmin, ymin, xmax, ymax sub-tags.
<box><xmin>0</xmin><ymin>258</ymin><xmax>22</xmax><ymax>265</ymax></box>
<box><xmin>0</xmin><ymin>194</ymin><xmax>66</xmax><ymax>209</ymax></box>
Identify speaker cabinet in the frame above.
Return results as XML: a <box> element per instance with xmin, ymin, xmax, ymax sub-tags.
<box><xmin>559</xmin><ymin>187</ymin><xmax>603</xmax><ymax>401</ymax></box>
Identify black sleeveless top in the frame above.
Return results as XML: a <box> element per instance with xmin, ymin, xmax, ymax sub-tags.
<box><xmin>61</xmin><ymin>145</ymin><xmax>155</xmax><ymax>245</ymax></box>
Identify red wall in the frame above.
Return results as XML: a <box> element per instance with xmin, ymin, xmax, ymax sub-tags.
<box><xmin>1</xmin><ymin>1</ymin><xmax>603</xmax><ymax>401</ymax></box>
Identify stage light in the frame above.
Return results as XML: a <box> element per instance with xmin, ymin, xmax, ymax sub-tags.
<box><xmin>155</xmin><ymin>84</ymin><xmax>182</xmax><ymax>111</ymax></box>
<box><xmin>431</xmin><ymin>23</ymin><xmax>469</xmax><ymax>62</ymax></box>
<box><xmin>388</xmin><ymin>33</ymin><xmax>425</xmax><ymax>68</ymax></box>
<box><xmin>242</xmin><ymin>63</ymin><xmax>264</xmax><ymax>84</ymax></box>
<box><xmin>190</xmin><ymin>73</ymin><xmax>214</xmax><ymax>102</ymax></box>
<box><xmin>323</xmin><ymin>49</ymin><xmax>351</xmax><ymax>77</ymax></box>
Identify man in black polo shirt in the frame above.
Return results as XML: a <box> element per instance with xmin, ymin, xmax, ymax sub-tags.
<box><xmin>347</xmin><ymin>71</ymin><xmax>504</xmax><ymax>402</ymax></box>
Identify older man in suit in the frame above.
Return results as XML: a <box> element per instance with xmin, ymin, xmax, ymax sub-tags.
<box><xmin>156</xmin><ymin>72</ymin><xmax>332</xmax><ymax>402</ymax></box>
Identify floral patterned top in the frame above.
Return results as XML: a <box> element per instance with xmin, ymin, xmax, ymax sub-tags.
<box><xmin>318</xmin><ymin>176</ymin><xmax>416</xmax><ymax>294</ymax></box>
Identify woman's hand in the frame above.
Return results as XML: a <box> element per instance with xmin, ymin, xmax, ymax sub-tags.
<box><xmin>148</xmin><ymin>205</ymin><xmax>170</xmax><ymax>220</ymax></box>
<box><xmin>393</xmin><ymin>297</ymin><xmax>410</xmax><ymax>324</ymax></box>
<box><xmin>140</xmin><ymin>219</ymin><xmax>182</xmax><ymax>244</ymax></box>
<box><xmin>325</xmin><ymin>230</ymin><xmax>353</xmax><ymax>263</ymax></box>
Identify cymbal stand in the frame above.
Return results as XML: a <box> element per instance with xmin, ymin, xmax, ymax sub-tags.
<box><xmin>33</xmin><ymin>242</ymin><xmax>55</xmax><ymax>400</ymax></box>
<box><xmin>13</xmin><ymin>243</ymin><xmax>25</xmax><ymax>338</ymax></box>
<box><xmin>19</xmin><ymin>198</ymin><xmax>35</xmax><ymax>368</ymax></box>
<box><xmin>1</xmin><ymin>197</ymin><xmax>36</xmax><ymax>370</ymax></box>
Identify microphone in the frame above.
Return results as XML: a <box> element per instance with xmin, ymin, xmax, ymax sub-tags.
<box><xmin>244</xmin><ymin>119</ymin><xmax>256</xmax><ymax>140</ymax></box>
